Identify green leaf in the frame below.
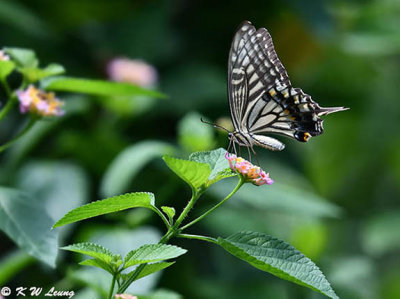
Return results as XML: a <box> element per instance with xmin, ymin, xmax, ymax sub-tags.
<box><xmin>163</xmin><ymin>156</ymin><xmax>211</xmax><ymax>190</ymax></box>
<box><xmin>178</xmin><ymin>112</ymin><xmax>215</xmax><ymax>152</ymax></box>
<box><xmin>41</xmin><ymin>76</ymin><xmax>166</xmax><ymax>98</ymax></box>
<box><xmin>124</xmin><ymin>244</ymin><xmax>187</xmax><ymax>269</ymax></box>
<box><xmin>79</xmin><ymin>258</ymin><xmax>115</xmax><ymax>275</ymax></box>
<box><xmin>189</xmin><ymin>148</ymin><xmax>235</xmax><ymax>186</ymax></box>
<box><xmin>0</xmin><ymin>187</ymin><xmax>58</xmax><ymax>267</ymax></box>
<box><xmin>101</xmin><ymin>141</ymin><xmax>176</xmax><ymax>197</ymax></box>
<box><xmin>53</xmin><ymin>192</ymin><xmax>156</xmax><ymax>228</ymax></box>
<box><xmin>218</xmin><ymin>231</ymin><xmax>338</xmax><ymax>299</ymax></box>
<box><xmin>161</xmin><ymin>206</ymin><xmax>175</xmax><ymax>223</ymax></box>
<box><xmin>4</xmin><ymin>47</ymin><xmax>38</xmax><ymax>68</ymax></box>
<box><xmin>20</xmin><ymin>63</ymin><xmax>65</xmax><ymax>83</ymax></box>
<box><xmin>0</xmin><ymin>60</ymin><xmax>15</xmax><ymax>81</ymax></box>
<box><xmin>62</xmin><ymin>242</ymin><xmax>117</xmax><ymax>264</ymax></box>
<box><xmin>73</xmin><ymin>226</ymin><xmax>162</xmax><ymax>295</ymax></box>
<box><xmin>121</xmin><ymin>262</ymin><xmax>175</xmax><ymax>282</ymax></box>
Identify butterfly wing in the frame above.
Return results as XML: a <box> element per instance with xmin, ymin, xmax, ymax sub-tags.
<box><xmin>227</xmin><ymin>21</ymin><xmax>255</xmax><ymax>131</ymax></box>
<box><xmin>227</xmin><ymin>21</ymin><xmax>347</xmax><ymax>150</ymax></box>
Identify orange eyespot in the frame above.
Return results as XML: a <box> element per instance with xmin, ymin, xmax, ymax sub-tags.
<box><xmin>303</xmin><ymin>132</ymin><xmax>311</xmax><ymax>141</ymax></box>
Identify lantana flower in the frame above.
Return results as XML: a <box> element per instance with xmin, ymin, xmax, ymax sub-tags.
<box><xmin>16</xmin><ymin>85</ymin><xmax>64</xmax><ymax>117</ymax></box>
<box><xmin>0</xmin><ymin>50</ymin><xmax>10</xmax><ymax>61</ymax></box>
<box><xmin>225</xmin><ymin>152</ymin><xmax>274</xmax><ymax>186</ymax></box>
<box><xmin>107</xmin><ymin>58</ymin><xmax>157</xmax><ymax>87</ymax></box>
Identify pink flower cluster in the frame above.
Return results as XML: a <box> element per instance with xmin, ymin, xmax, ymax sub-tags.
<box><xmin>225</xmin><ymin>152</ymin><xmax>274</xmax><ymax>186</ymax></box>
<box><xmin>107</xmin><ymin>58</ymin><xmax>157</xmax><ymax>88</ymax></box>
<box><xmin>17</xmin><ymin>85</ymin><xmax>64</xmax><ymax>117</ymax></box>
<box><xmin>0</xmin><ymin>50</ymin><xmax>10</xmax><ymax>61</ymax></box>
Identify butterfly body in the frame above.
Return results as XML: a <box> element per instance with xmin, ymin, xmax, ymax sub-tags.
<box><xmin>227</xmin><ymin>21</ymin><xmax>347</xmax><ymax>152</ymax></box>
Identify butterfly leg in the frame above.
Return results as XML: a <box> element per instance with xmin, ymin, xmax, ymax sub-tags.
<box><xmin>247</xmin><ymin>146</ymin><xmax>252</xmax><ymax>163</ymax></box>
<box><xmin>232</xmin><ymin>141</ymin><xmax>238</xmax><ymax>155</ymax></box>
<box><xmin>227</xmin><ymin>138</ymin><xmax>233</xmax><ymax>153</ymax></box>
<box><xmin>250</xmin><ymin>146</ymin><xmax>260</xmax><ymax>166</ymax></box>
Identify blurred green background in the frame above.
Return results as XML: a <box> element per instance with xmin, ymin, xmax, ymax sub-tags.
<box><xmin>0</xmin><ymin>0</ymin><xmax>400</xmax><ymax>298</ymax></box>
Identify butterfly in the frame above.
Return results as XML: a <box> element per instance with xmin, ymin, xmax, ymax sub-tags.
<box><xmin>223</xmin><ymin>21</ymin><xmax>348</xmax><ymax>153</ymax></box>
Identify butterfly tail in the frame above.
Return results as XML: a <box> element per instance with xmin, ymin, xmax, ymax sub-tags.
<box><xmin>317</xmin><ymin>106</ymin><xmax>349</xmax><ymax>116</ymax></box>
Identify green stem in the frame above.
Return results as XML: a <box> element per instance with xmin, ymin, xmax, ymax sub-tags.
<box><xmin>153</xmin><ymin>207</ymin><xmax>171</xmax><ymax>229</ymax></box>
<box><xmin>0</xmin><ymin>95</ymin><xmax>16</xmax><ymax>123</ymax></box>
<box><xmin>117</xmin><ymin>187</ymin><xmax>203</xmax><ymax>293</ymax></box>
<box><xmin>0</xmin><ymin>117</ymin><xmax>37</xmax><ymax>153</ymax></box>
<box><xmin>172</xmin><ymin>188</ymin><xmax>202</xmax><ymax>230</ymax></box>
<box><xmin>176</xmin><ymin>233</ymin><xmax>218</xmax><ymax>244</ymax></box>
<box><xmin>117</xmin><ymin>231</ymin><xmax>172</xmax><ymax>294</ymax></box>
<box><xmin>180</xmin><ymin>178</ymin><xmax>244</xmax><ymax>231</ymax></box>
<box><xmin>108</xmin><ymin>273</ymin><xmax>117</xmax><ymax>299</ymax></box>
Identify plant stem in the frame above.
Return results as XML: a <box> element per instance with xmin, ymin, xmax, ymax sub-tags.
<box><xmin>0</xmin><ymin>95</ymin><xmax>16</xmax><ymax>123</ymax></box>
<box><xmin>108</xmin><ymin>273</ymin><xmax>117</xmax><ymax>299</ymax></box>
<box><xmin>172</xmin><ymin>188</ymin><xmax>202</xmax><ymax>230</ymax></box>
<box><xmin>117</xmin><ymin>187</ymin><xmax>203</xmax><ymax>294</ymax></box>
<box><xmin>176</xmin><ymin>233</ymin><xmax>218</xmax><ymax>244</ymax></box>
<box><xmin>153</xmin><ymin>206</ymin><xmax>171</xmax><ymax>229</ymax></box>
<box><xmin>180</xmin><ymin>178</ymin><xmax>244</xmax><ymax>231</ymax></box>
<box><xmin>0</xmin><ymin>117</ymin><xmax>37</xmax><ymax>153</ymax></box>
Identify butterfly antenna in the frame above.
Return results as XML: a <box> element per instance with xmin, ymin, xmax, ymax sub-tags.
<box><xmin>200</xmin><ymin>118</ymin><xmax>231</xmax><ymax>134</ymax></box>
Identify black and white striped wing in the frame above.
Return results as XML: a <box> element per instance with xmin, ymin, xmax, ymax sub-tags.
<box><xmin>228</xmin><ymin>21</ymin><xmax>290</xmax><ymax>132</ymax></box>
<box><xmin>228</xmin><ymin>21</ymin><xmax>346</xmax><ymax>150</ymax></box>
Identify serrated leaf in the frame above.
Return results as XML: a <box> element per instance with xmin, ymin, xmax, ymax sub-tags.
<box><xmin>101</xmin><ymin>141</ymin><xmax>176</xmax><ymax>197</ymax></box>
<box><xmin>189</xmin><ymin>148</ymin><xmax>236</xmax><ymax>186</ymax></box>
<box><xmin>41</xmin><ymin>76</ymin><xmax>166</xmax><ymax>98</ymax></box>
<box><xmin>121</xmin><ymin>262</ymin><xmax>175</xmax><ymax>282</ymax></box>
<box><xmin>163</xmin><ymin>156</ymin><xmax>210</xmax><ymax>190</ymax></box>
<box><xmin>0</xmin><ymin>60</ymin><xmax>15</xmax><ymax>81</ymax></box>
<box><xmin>124</xmin><ymin>244</ymin><xmax>187</xmax><ymax>269</ymax></box>
<box><xmin>161</xmin><ymin>206</ymin><xmax>175</xmax><ymax>222</ymax></box>
<box><xmin>79</xmin><ymin>259</ymin><xmax>115</xmax><ymax>275</ymax></box>
<box><xmin>21</xmin><ymin>63</ymin><xmax>65</xmax><ymax>83</ymax></box>
<box><xmin>62</xmin><ymin>242</ymin><xmax>116</xmax><ymax>264</ymax></box>
<box><xmin>0</xmin><ymin>187</ymin><xmax>58</xmax><ymax>267</ymax></box>
<box><xmin>53</xmin><ymin>192</ymin><xmax>156</xmax><ymax>228</ymax></box>
<box><xmin>4</xmin><ymin>47</ymin><xmax>38</xmax><ymax>68</ymax></box>
<box><xmin>218</xmin><ymin>231</ymin><xmax>338</xmax><ymax>299</ymax></box>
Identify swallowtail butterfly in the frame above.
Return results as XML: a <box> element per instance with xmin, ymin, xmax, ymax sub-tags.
<box><xmin>224</xmin><ymin>21</ymin><xmax>347</xmax><ymax>152</ymax></box>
